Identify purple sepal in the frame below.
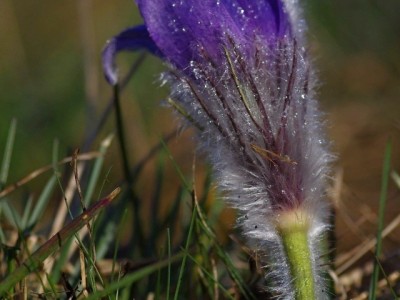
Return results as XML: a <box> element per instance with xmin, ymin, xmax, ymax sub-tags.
<box><xmin>136</xmin><ymin>0</ymin><xmax>291</xmax><ymax>69</ymax></box>
<box><xmin>102</xmin><ymin>25</ymin><xmax>162</xmax><ymax>85</ymax></box>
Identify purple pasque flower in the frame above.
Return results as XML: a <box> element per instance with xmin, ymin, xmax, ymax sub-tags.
<box><xmin>103</xmin><ymin>1</ymin><xmax>333</xmax><ymax>299</ymax></box>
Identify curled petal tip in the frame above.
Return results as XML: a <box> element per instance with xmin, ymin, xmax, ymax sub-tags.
<box><xmin>101</xmin><ymin>25</ymin><xmax>162</xmax><ymax>85</ymax></box>
<box><xmin>102</xmin><ymin>39</ymin><xmax>118</xmax><ymax>85</ymax></box>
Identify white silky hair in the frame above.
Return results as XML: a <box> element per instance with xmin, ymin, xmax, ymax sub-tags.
<box><xmin>281</xmin><ymin>0</ymin><xmax>308</xmax><ymax>47</ymax></box>
<box><xmin>161</xmin><ymin>4</ymin><xmax>334</xmax><ymax>298</ymax></box>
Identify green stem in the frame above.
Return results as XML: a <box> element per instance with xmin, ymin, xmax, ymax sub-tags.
<box><xmin>278</xmin><ymin>211</ymin><xmax>315</xmax><ymax>300</ymax></box>
<box><xmin>113</xmin><ymin>84</ymin><xmax>145</xmax><ymax>254</ymax></box>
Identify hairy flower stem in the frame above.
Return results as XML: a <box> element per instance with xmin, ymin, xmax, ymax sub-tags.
<box><xmin>278</xmin><ymin>210</ymin><xmax>315</xmax><ymax>300</ymax></box>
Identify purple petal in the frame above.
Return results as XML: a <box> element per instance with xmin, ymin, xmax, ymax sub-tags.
<box><xmin>136</xmin><ymin>0</ymin><xmax>291</xmax><ymax>69</ymax></box>
<box><xmin>102</xmin><ymin>25</ymin><xmax>162</xmax><ymax>85</ymax></box>
<box><xmin>229</xmin><ymin>0</ymin><xmax>291</xmax><ymax>38</ymax></box>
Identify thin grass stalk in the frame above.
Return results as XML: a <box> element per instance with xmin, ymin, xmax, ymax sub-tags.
<box><xmin>111</xmin><ymin>208</ymin><xmax>128</xmax><ymax>284</ymax></box>
<box><xmin>21</xmin><ymin>196</ymin><xmax>33</xmax><ymax>229</ymax></box>
<box><xmin>166</xmin><ymin>228</ymin><xmax>172</xmax><ymax>300</ymax></box>
<box><xmin>0</xmin><ymin>118</ymin><xmax>17</xmax><ymax>190</ymax></box>
<box><xmin>84</xmin><ymin>134</ymin><xmax>113</xmax><ymax>206</ymax></box>
<box><xmin>27</xmin><ymin>176</ymin><xmax>57</xmax><ymax>229</ymax></box>
<box><xmin>86</xmin><ymin>251</ymin><xmax>184</xmax><ymax>300</ymax></box>
<box><xmin>173</xmin><ymin>204</ymin><xmax>197</xmax><ymax>300</ymax></box>
<box><xmin>1</xmin><ymin>201</ymin><xmax>22</xmax><ymax>229</ymax></box>
<box><xmin>185</xmin><ymin>251</ymin><xmax>235</xmax><ymax>300</ymax></box>
<box><xmin>194</xmin><ymin>199</ymin><xmax>256</xmax><ymax>300</ymax></box>
<box><xmin>0</xmin><ymin>152</ymin><xmax>99</xmax><ymax>201</ymax></box>
<box><xmin>81</xmin><ymin>53</ymin><xmax>146</xmax><ymax>152</ymax></box>
<box><xmin>160</xmin><ymin>138</ymin><xmax>190</xmax><ymax>191</ymax></box>
<box><xmin>368</xmin><ymin>140</ymin><xmax>392</xmax><ymax>300</ymax></box>
<box><xmin>374</xmin><ymin>255</ymin><xmax>398</xmax><ymax>299</ymax></box>
<box><xmin>147</xmin><ymin>155</ymin><xmax>165</xmax><ymax>256</ymax></box>
<box><xmin>112</xmin><ymin>84</ymin><xmax>145</xmax><ymax>254</ymax></box>
<box><xmin>0</xmin><ymin>188</ymin><xmax>120</xmax><ymax>296</ymax></box>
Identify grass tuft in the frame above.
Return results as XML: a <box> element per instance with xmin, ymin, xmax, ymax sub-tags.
<box><xmin>368</xmin><ymin>140</ymin><xmax>392</xmax><ymax>300</ymax></box>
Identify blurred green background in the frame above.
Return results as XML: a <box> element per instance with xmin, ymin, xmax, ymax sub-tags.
<box><xmin>0</xmin><ymin>0</ymin><xmax>400</xmax><ymax>256</ymax></box>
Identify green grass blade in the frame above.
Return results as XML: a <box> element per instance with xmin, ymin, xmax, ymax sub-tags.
<box><xmin>84</xmin><ymin>134</ymin><xmax>113</xmax><ymax>206</ymax></box>
<box><xmin>166</xmin><ymin>228</ymin><xmax>171</xmax><ymax>300</ymax></box>
<box><xmin>0</xmin><ymin>212</ymin><xmax>6</xmax><ymax>242</ymax></box>
<box><xmin>368</xmin><ymin>141</ymin><xmax>392</xmax><ymax>300</ymax></box>
<box><xmin>1</xmin><ymin>201</ymin><xmax>22</xmax><ymax>229</ymax></box>
<box><xmin>111</xmin><ymin>209</ymin><xmax>128</xmax><ymax>283</ymax></box>
<box><xmin>119</xmin><ymin>287</ymin><xmax>130</xmax><ymax>300</ymax></box>
<box><xmin>155</xmin><ymin>261</ymin><xmax>162</xmax><ymax>300</ymax></box>
<box><xmin>0</xmin><ymin>187</ymin><xmax>120</xmax><ymax>297</ymax></box>
<box><xmin>160</xmin><ymin>138</ymin><xmax>190</xmax><ymax>192</ymax></box>
<box><xmin>50</xmin><ymin>236</ymin><xmax>73</xmax><ymax>283</ymax></box>
<box><xmin>185</xmin><ymin>251</ymin><xmax>235</xmax><ymax>300</ymax></box>
<box><xmin>174</xmin><ymin>205</ymin><xmax>197</xmax><ymax>300</ymax></box>
<box><xmin>21</xmin><ymin>195</ymin><xmax>33</xmax><ymax>228</ymax></box>
<box><xmin>30</xmin><ymin>139</ymin><xmax>60</xmax><ymax>239</ymax></box>
<box><xmin>374</xmin><ymin>255</ymin><xmax>398</xmax><ymax>299</ymax></box>
<box><xmin>95</xmin><ymin>220</ymin><xmax>117</xmax><ymax>259</ymax></box>
<box><xmin>27</xmin><ymin>175</ymin><xmax>57</xmax><ymax>229</ymax></box>
<box><xmin>86</xmin><ymin>252</ymin><xmax>184</xmax><ymax>300</ymax></box>
<box><xmin>45</xmin><ymin>274</ymin><xmax>58</xmax><ymax>297</ymax></box>
<box><xmin>161</xmin><ymin>187</ymin><xmax>183</xmax><ymax>230</ymax></box>
<box><xmin>74</xmin><ymin>238</ymin><xmax>107</xmax><ymax>293</ymax></box>
<box><xmin>0</xmin><ymin>118</ymin><xmax>17</xmax><ymax>190</ymax></box>
<box><xmin>147</xmin><ymin>155</ymin><xmax>165</xmax><ymax>254</ymax></box>
<box><xmin>194</xmin><ymin>200</ymin><xmax>256</xmax><ymax>300</ymax></box>
<box><xmin>52</xmin><ymin>139</ymin><xmax>59</xmax><ymax>170</ymax></box>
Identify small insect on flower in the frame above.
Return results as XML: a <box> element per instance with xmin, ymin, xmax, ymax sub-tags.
<box><xmin>251</xmin><ymin>144</ymin><xmax>298</xmax><ymax>166</ymax></box>
<box><xmin>102</xmin><ymin>1</ymin><xmax>335</xmax><ymax>299</ymax></box>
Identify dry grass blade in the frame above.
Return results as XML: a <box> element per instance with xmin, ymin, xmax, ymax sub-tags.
<box><xmin>72</xmin><ymin>149</ymin><xmax>85</xmax><ymax>210</ymax></box>
<box><xmin>329</xmin><ymin>269</ymin><xmax>347</xmax><ymax>300</ymax></box>
<box><xmin>0</xmin><ymin>151</ymin><xmax>100</xmax><ymax>199</ymax></box>
<box><xmin>336</xmin><ymin>210</ymin><xmax>400</xmax><ymax>275</ymax></box>
<box><xmin>0</xmin><ymin>187</ymin><xmax>121</xmax><ymax>297</ymax></box>
<box><xmin>337</xmin><ymin>143</ymin><xmax>395</xmax><ymax>277</ymax></box>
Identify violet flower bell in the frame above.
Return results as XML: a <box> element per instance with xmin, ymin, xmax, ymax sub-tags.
<box><xmin>103</xmin><ymin>1</ymin><xmax>334</xmax><ymax>299</ymax></box>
